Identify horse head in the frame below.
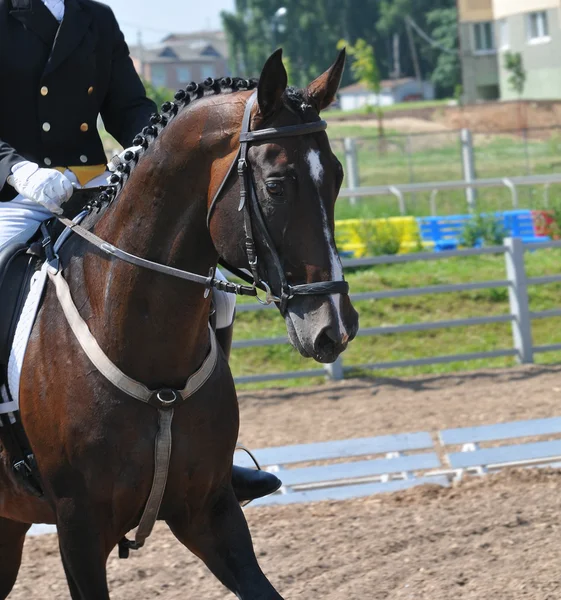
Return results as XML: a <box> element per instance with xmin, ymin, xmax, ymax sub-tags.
<box><xmin>209</xmin><ymin>50</ymin><xmax>359</xmax><ymax>363</ymax></box>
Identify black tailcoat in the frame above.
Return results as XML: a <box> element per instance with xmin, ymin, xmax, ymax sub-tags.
<box><xmin>0</xmin><ymin>0</ymin><xmax>157</xmax><ymax>201</ymax></box>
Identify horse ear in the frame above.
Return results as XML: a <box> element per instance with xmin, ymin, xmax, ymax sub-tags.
<box><xmin>306</xmin><ymin>49</ymin><xmax>346</xmax><ymax>113</ymax></box>
<box><xmin>257</xmin><ymin>49</ymin><xmax>288</xmax><ymax>118</ymax></box>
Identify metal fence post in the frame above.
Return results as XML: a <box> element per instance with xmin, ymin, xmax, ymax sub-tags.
<box><xmin>324</xmin><ymin>357</ymin><xmax>344</xmax><ymax>381</ymax></box>
<box><xmin>504</xmin><ymin>237</ymin><xmax>534</xmax><ymax>364</ymax></box>
<box><xmin>460</xmin><ymin>128</ymin><xmax>477</xmax><ymax>213</ymax></box>
<box><xmin>344</xmin><ymin>137</ymin><xmax>360</xmax><ymax>206</ymax></box>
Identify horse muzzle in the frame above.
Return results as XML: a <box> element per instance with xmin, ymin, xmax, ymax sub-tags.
<box><xmin>284</xmin><ymin>294</ymin><xmax>358</xmax><ymax>364</ymax></box>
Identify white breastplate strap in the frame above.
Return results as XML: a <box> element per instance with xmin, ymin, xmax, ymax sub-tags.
<box><xmin>47</xmin><ymin>267</ymin><xmax>218</xmax><ymax>549</ymax></box>
<box><xmin>47</xmin><ymin>268</ymin><xmax>218</xmax><ymax>403</ymax></box>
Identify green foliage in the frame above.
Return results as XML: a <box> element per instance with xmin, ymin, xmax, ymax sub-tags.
<box><xmin>142</xmin><ymin>78</ymin><xmax>174</xmax><ymax>107</ymax></box>
<box><xmin>461</xmin><ymin>214</ymin><xmax>506</xmax><ymax>248</ymax></box>
<box><xmin>221</xmin><ymin>0</ymin><xmax>457</xmax><ymax>95</ymax></box>
<box><xmin>454</xmin><ymin>83</ymin><xmax>463</xmax><ymax>105</ymax></box>
<box><xmin>335</xmin><ymin>219</ymin><xmax>402</xmax><ymax>256</ymax></box>
<box><xmin>504</xmin><ymin>51</ymin><xmax>526</xmax><ymax>97</ymax></box>
<box><xmin>549</xmin><ymin>203</ymin><xmax>561</xmax><ymax>239</ymax></box>
<box><xmin>536</xmin><ymin>199</ymin><xmax>561</xmax><ymax>240</ymax></box>
<box><xmin>426</xmin><ymin>8</ymin><xmax>461</xmax><ymax>96</ymax></box>
<box><xmin>359</xmin><ymin>219</ymin><xmax>402</xmax><ymax>256</ymax></box>
<box><xmin>338</xmin><ymin>38</ymin><xmax>384</xmax><ymax>135</ymax></box>
<box><xmin>338</xmin><ymin>38</ymin><xmax>380</xmax><ymax>93</ymax></box>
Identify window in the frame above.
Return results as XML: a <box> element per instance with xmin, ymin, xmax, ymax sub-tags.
<box><xmin>159</xmin><ymin>47</ymin><xmax>178</xmax><ymax>59</ymax></box>
<box><xmin>473</xmin><ymin>21</ymin><xmax>495</xmax><ymax>53</ymax></box>
<box><xmin>176</xmin><ymin>66</ymin><xmax>192</xmax><ymax>84</ymax></box>
<box><xmin>528</xmin><ymin>11</ymin><xmax>549</xmax><ymax>42</ymax></box>
<box><xmin>498</xmin><ymin>19</ymin><xmax>509</xmax><ymax>50</ymax></box>
<box><xmin>151</xmin><ymin>64</ymin><xmax>166</xmax><ymax>88</ymax></box>
<box><xmin>201</xmin><ymin>64</ymin><xmax>216</xmax><ymax>79</ymax></box>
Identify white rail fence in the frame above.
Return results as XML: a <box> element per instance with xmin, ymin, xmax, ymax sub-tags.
<box><xmin>339</xmin><ymin>128</ymin><xmax>561</xmax><ymax>214</ymax></box>
<box><xmin>338</xmin><ymin>172</ymin><xmax>561</xmax><ymax>216</ymax></box>
<box><xmin>231</xmin><ymin>237</ymin><xmax>561</xmax><ymax>385</ymax></box>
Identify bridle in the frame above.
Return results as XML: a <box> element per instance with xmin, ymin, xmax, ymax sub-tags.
<box><xmin>55</xmin><ymin>90</ymin><xmax>349</xmax><ymax>315</ymax></box>
<box><xmin>209</xmin><ymin>91</ymin><xmax>349</xmax><ymax>314</ymax></box>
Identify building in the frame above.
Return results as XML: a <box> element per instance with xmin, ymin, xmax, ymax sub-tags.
<box><xmin>129</xmin><ymin>31</ymin><xmax>230</xmax><ymax>90</ymax></box>
<box><xmin>338</xmin><ymin>78</ymin><xmax>435</xmax><ymax>111</ymax></box>
<box><xmin>458</xmin><ymin>0</ymin><xmax>561</xmax><ymax>103</ymax></box>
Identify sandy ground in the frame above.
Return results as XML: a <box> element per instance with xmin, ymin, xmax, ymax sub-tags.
<box><xmin>9</xmin><ymin>364</ymin><xmax>561</xmax><ymax>599</ymax></box>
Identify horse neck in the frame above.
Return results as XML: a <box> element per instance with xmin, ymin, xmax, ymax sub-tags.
<box><xmin>75</xmin><ymin>111</ymin><xmax>224</xmax><ymax>389</ymax></box>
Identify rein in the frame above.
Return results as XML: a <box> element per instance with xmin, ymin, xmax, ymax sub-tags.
<box><xmin>56</xmin><ymin>90</ymin><xmax>349</xmax><ymax>311</ymax></box>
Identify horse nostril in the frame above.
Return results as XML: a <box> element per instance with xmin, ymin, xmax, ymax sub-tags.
<box><xmin>314</xmin><ymin>326</ymin><xmax>339</xmax><ymax>352</ymax></box>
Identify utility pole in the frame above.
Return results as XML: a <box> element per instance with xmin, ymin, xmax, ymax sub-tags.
<box><xmin>137</xmin><ymin>30</ymin><xmax>145</xmax><ymax>79</ymax></box>
<box><xmin>404</xmin><ymin>16</ymin><xmax>422</xmax><ymax>87</ymax></box>
<box><xmin>392</xmin><ymin>33</ymin><xmax>401</xmax><ymax>79</ymax></box>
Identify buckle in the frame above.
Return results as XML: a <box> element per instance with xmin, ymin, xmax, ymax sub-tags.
<box><xmin>13</xmin><ymin>459</ymin><xmax>32</xmax><ymax>476</ymax></box>
<box><xmin>149</xmin><ymin>388</ymin><xmax>180</xmax><ymax>410</ymax></box>
<box><xmin>255</xmin><ymin>281</ymin><xmax>280</xmax><ymax>305</ymax></box>
<box><xmin>237</xmin><ymin>158</ymin><xmax>247</xmax><ymax>174</ymax></box>
<box><xmin>204</xmin><ymin>267</ymin><xmax>215</xmax><ymax>299</ymax></box>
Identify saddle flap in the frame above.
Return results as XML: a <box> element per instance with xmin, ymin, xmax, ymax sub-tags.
<box><xmin>0</xmin><ymin>223</ymin><xmax>43</xmax><ymax>368</ymax></box>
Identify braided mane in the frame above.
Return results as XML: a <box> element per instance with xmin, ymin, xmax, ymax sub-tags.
<box><xmin>99</xmin><ymin>76</ymin><xmax>259</xmax><ymax>204</ymax></box>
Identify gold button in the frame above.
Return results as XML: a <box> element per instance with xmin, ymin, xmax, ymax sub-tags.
<box><xmin>42</xmin><ymin>122</ymin><xmax>51</xmax><ymax>132</ymax></box>
<box><xmin>80</xmin><ymin>122</ymin><xmax>89</xmax><ymax>132</ymax></box>
<box><xmin>88</xmin><ymin>86</ymin><xmax>94</xmax><ymax>95</ymax></box>
<box><xmin>40</xmin><ymin>86</ymin><xmax>49</xmax><ymax>96</ymax></box>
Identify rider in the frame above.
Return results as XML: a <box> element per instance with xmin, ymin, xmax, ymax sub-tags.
<box><xmin>0</xmin><ymin>0</ymin><xmax>280</xmax><ymax>502</ymax></box>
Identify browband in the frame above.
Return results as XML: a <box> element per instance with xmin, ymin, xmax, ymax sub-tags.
<box><xmin>239</xmin><ymin>120</ymin><xmax>327</xmax><ymax>143</ymax></box>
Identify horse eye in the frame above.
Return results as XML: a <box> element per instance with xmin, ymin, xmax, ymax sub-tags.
<box><xmin>265</xmin><ymin>180</ymin><xmax>284</xmax><ymax>197</ymax></box>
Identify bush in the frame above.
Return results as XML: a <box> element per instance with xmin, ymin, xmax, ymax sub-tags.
<box><xmin>461</xmin><ymin>214</ymin><xmax>506</xmax><ymax>248</ymax></box>
<box><xmin>546</xmin><ymin>199</ymin><xmax>561</xmax><ymax>240</ymax></box>
<box><xmin>357</xmin><ymin>219</ymin><xmax>402</xmax><ymax>256</ymax></box>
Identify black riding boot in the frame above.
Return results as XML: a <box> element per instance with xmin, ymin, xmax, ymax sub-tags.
<box><xmin>215</xmin><ymin>320</ymin><xmax>283</xmax><ymax>502</ymax></box>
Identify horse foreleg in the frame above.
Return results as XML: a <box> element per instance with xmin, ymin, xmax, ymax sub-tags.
<box><xmin>0</xmin><ymin>517</ymin><xmax>30</xmax><ymax>599</ymax></box>
<box><xmin>167</xmin><ymin>488</ymin><xmax>283</xmax><ymax>600</ymax></box>
<box><xmin>55</xmin><ymin>498</ymin><xmax>114</xmax><ymax>600</ymax></box>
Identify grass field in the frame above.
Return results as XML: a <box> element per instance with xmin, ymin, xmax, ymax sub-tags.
<box><xmin>324</xmin><ymin>99</ymin><xmax>452</xmax><ymax>119</ymax></box>
<box><xmin>232</xmin><ymin>247</ymin><xmax>561</xmax><ymax>389</ymax></box>
<box><xmin>328</xmin><ymin>123</ymin><xmax>561</xmax><ymax>220</ymax></box>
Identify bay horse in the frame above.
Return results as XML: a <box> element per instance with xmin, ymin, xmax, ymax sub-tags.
<box><xmin>0</xmin><ymin>49</ymin><xmax>358</xmax><ymax>599</ymax></box>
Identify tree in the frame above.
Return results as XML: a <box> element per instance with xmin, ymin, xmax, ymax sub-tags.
<box><xmin>426</xmin><ymin>8</ymin><xmax>460</xmax><ymax>97</ymax></box>
<box><xmin>504</xmin><ymin>51</ymin><xmax>526</xmax><ymax>98</ymax></box>
<box><xmin>338</xmin><ymin>38</ymin><xmax>384</xmax><ymax>138</ymax></box>
<box><xmin>220</xmin><ymin>1</ymin><xmax>457</xmax><ymax>93</ymax></box>
<box><xmin>504</xmin><ymin>51</ymin><xmax>527</xmax><ymax>130</ymax></box>
<box><xmin>376</xmin><ymin>0</ymin><xmax>454</xmax><ymax>86</ymax></box>
<box><xmin>142</xmin><ymin>78</ymin><xmax>174</xmax><ymax>108</ymax></box>
<box><xmin>221</xmin><ymin>0</ymin><xmax>384</xmax><ymax>87</ymax></box>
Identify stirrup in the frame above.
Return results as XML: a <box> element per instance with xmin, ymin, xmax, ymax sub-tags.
<box><xmin>12</xmin><ymin>454</ymin><xmax>43</xmax><ymax>497</ymax></box>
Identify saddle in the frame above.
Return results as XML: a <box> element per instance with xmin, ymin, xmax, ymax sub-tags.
<box><xmin>0</xmin><ymin>188</ymin><xmax>103</xmax><ymax>496</ymax></box>
<box><xmin>0</xmin><ymin>222</ymin><xmax>46</xmax><ymax>495</ymax></box>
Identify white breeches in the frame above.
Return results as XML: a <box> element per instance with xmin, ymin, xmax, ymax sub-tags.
<box><xmin>0</xmin><ymin>169</ymin><xmax>109</xmax><ymax>247</ymax></box>
<box><xmin>0</xmin><ymin>170</ymin><xmax>236</xmax><ymax>329</ymax></box>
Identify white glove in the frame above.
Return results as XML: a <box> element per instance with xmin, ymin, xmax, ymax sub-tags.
<box><xmin>7</xmin><ymin>161</ymin><xmax>73</xmax><ymax>214</ymax></box>
<box><xmin>107</xmin><ymin>145</ymin><xmax>142</xmax><ymax>176</ymax></box>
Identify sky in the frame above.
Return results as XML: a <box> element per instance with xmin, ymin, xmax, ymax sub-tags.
<box><xmin>101</xmin><ymin>0</ymin><xmax>235</xmax><ymax>45</ymax></box>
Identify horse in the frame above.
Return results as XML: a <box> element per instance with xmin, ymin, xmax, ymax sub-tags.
<box><xmin>0</xmin><ymin>48</ymin><xmax>358</xmax><ymax>599</ymax></box>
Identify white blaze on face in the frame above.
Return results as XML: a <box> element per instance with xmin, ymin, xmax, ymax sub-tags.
<box><xmin>305</xmin><ymin>149</ymin><xmax>348</xmax><ymax>341</ymax></box>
